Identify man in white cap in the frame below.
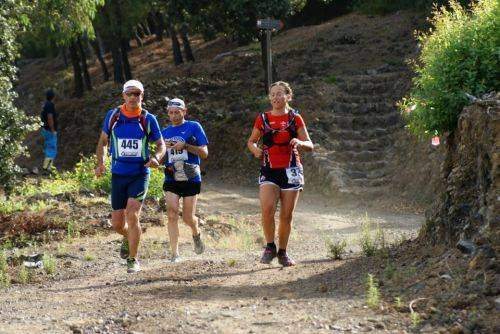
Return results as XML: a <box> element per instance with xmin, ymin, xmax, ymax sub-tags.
<box><xmin>95</xmin><ymin>80</ymin><xmax>165</xmax><ymax>273</ymax></box>
<box><xmin>161</xmin><ymin>97</ymin><xmax>208</xmax><ymax>262</ymax></box>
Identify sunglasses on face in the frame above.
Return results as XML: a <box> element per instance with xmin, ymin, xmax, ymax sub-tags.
<box><xmin>125</xmin><ymin>91</ymin><xmax>142</xmax><ymax>97</ymax></box>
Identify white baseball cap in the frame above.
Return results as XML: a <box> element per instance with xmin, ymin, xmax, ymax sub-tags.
<box><xmin>123</xmin><ymin>80</ymin><xmax>144</xmax><ymax>93</ymax></box>
<box><xmin>167</xmin><ymin>97</ymin><xmax>186</xmax><ymax>109</ymax></box>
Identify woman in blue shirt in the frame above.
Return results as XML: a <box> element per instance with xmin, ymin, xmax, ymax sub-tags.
<box><xmin>161</xmin><ymin>98</ymin><xmax>209</xmax><ymax>262</ymax></box>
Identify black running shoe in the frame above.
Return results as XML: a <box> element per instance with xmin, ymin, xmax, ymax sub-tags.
<box><xmin>260</xmin><ymin>246</ymin><xmax>277</xmax><ymax>264</ymax></box>
<box><xmin>277</xmin><ymin>252</ymin><xmax>296</xmax><ymax>267</ymax></box>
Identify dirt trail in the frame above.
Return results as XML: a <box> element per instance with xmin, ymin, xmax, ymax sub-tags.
<box><xmin>0</xmin><ymin>183</ymin><xmax>423</xmax><ymax>333</ymax></box>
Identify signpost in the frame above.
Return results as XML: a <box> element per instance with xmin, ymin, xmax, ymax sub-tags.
<box><xmin>257</xmin><ymin>18</ymin><xmax>283</xmax><ymax>92</ymax></box>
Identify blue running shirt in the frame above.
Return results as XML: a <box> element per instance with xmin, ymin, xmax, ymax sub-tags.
<box><xmin>102</xmin><ymin>108</ymin><xmax>162</xmax><ymax>176</ymax></box>
<box><xmin>161</xmin><ymin>121</ymin><xmax>208</xmax><ymax>182</ymax></box>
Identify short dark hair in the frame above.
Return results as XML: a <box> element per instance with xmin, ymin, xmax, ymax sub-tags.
<box><xmin>46</xmin><ymin>89</ymin><xmax>55</xmax><ymax>100</ymax></box>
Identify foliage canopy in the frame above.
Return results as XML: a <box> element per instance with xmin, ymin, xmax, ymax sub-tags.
<box><xmin>402</xmin><ymin>0</ymin><xmax>499</xmax><ymax>136</ymax></box>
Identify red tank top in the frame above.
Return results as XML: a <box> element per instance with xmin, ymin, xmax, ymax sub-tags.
<box><xmin>253</xmin><ymin>111</ymin><xmax>305</xmax><ymax>169</ymax></box>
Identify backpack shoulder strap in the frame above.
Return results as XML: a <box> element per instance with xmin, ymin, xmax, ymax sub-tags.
<box><xmin>139</xmin><ymin>110</ymin><xmax>151</xmax><ymax>138</ymax></box>
<box><xmin>287</xmin><ymin>109</ymin><xmax>299</xmax><ymax>137</ymax></box>
<box><xmin>108</xmin><ymin>107</ymin><xmax>121</xmax><ymax>133</ymax></box>
<box><xmin>261</xmin><ymin>112</ymin><xmax>272</xmax><ymax>132</ymax></box>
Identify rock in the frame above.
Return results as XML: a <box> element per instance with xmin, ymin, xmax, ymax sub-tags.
<box><xmin>32</xmin><ymin>167</ymin><xmax>39</xmax><ymax>175</ymax></box>
<box><xmin>449</xmin><ymin>323</ymin><xmax>465</xmax><ymax>334</ymax></box>
<box><xmin>440</xmin><ymin>274</ymin><xmax>453</xmax><ymax>280</ymax></box>
<box><xmin>79</xmin><ymin>247</ymin><xmax>86</xmax><ymax>252</ymax></box>
<box><xmin>69</xmin><ymin>325</ymin><xmax>82</xmax><ymax>334</ymax></box>
<box><xmin>318</xmin><ymin>283</ymin><xmax>328</xmax><ymax>293</ymax></box>
<box><xmin>457</xmin><ymin>239</ymin><xmax>476</xmax><ymax>254</ymax></box>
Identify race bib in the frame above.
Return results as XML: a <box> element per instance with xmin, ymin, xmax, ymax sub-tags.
<box><xmin>286</xmin><ymin>167</ymin><xmax>304</xmax><ymax>185</ymax></box>
<box><xmin>117</xmin><ymin>138</ymin><xmax>142</xmax><ymax>158</ymax></box>
<box><xmin>168</xmin><ymin>148</ymin><xmax>188</xmax><ymax>163</ymax></box>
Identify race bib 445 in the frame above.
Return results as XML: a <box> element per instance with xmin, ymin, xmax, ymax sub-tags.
<box><xmin>117</xmin><ymin>138</ymin><xmax>142</xmax><ymax>158</ymax></box>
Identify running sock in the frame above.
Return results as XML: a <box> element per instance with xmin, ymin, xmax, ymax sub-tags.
<box><xmin>266</xmin><ymin>242</ymin><xmax>276</xmax><ymax>249</ymax></box>
<box><xmin>43</xmin><ymin>158</ymin><xmax>52</xmax><ymax>170</ymax></box>
<box><xmin>277</xmin><ymin>249</ymin><xmax>286</xmax><ymax>255</ymax></box>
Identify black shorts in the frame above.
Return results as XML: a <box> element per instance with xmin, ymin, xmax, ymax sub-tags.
<box><xmin>258</xmin><ymin>167</ymin><xmax>304</xmax><ymax>191</ymax></box>
<box><xmin>163</xmin><ymin>181</ymin><xmax>201</xmax><ymax>197</ymax></box>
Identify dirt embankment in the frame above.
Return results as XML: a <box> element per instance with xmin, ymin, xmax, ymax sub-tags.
<box><xmin>391</xmin><ymin>94</ymin><xmax>499</xmax><ymax>333</ymax></box>
<box><xmin>422</xmin><ymin>93</ymin><xmax>499</xmax><ymax>250</ymax></box>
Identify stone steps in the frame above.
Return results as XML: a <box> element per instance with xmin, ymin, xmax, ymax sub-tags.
<box><xmin>337</xmin><ymin>81</ymin><xmax>396</xmax><ymax>95</ymax></box>
<box><xmin>335</xmin><ymin>94</ymin><xmax>393</xmax><ymax>104</ymax></box>
<box><xmin>332</xmin><ymin>149</ymin><xmax>389</xmax><ymax>163</ymax></box>
<box><xmin>329</xmin><ymin>101</ymin><xmax>395</xmax><ymax>115</ymax></box>
<box><xmin>308</xmin><ymin>68</ymin><xmax>410</xmax><ymax>197</ymax></box>
<box><xmin>331</xmin><ymin>137</ymin><xmax>392</xmax><ymax>152</ymax></box>
<box><xmin>337</xmin><ymin>184</ymin><xmax>388</xmax><ymax>196</ymax></box>
<box><xmin>346</xmin><ymin>176</ymin><xmax>391</xmax><ymax>187</ymax></box>
<box><xmin>331</xmin><ymin>113</ymin><xmax>400</xmax><ymax>130</ymax></box>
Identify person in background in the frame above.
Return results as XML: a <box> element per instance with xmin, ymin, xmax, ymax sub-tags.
<box><xmin>40</xmin><ymin>89</ymin><xmax>57</xmax><ymax>172</ymax></box>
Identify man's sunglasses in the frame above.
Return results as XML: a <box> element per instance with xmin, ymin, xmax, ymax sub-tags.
<box><xmin>125</xmin><ymin>91</ymin><xmax>142</xmax><ymax>97</ymax></box>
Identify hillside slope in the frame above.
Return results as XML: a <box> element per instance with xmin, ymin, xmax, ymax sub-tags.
<box><xmin>16</xmin><ymin>11</ymin><xmax>442</xmax><ymax>209</ymax></box>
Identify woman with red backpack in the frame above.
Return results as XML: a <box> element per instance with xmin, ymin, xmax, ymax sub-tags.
<box><xmin>247</xmin><ymin>81</ymin><xmax>314</xmax><ymax>267</ymax></box>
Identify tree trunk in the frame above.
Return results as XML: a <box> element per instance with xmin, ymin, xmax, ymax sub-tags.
<box><xmin>141</xmin><ymin>22</ymin><xmax>151</xmax><ymax>35</ymax></box>
<box><xmin>68</xmin><ymin>41</ymin><xmax>84</xmax><ymax>97</ymax></box>
<box><xmin>77</xmin><ymin>37</ymin><xmax>92</xmax><ymax>91</ymax></box>
<box><xmin>180</xmin><ymin>23</ymin><xmax>195</xmax><ymax>62</ymax></box>
<box><xmin>121</xmin><ymin>39</ymin><xmax>132</xmax><ymax>80</ymax></box>
<box><xmin>90</xmin><ymin>39</ymin><xmax>110</xmax><ymax>81</ymax></box>
<box><xmin>134</xmin><ymin>29</ymin><xmax>143</xmax><ymax>47</ymax></box>
<box><xmin>61</xmin><ymin>47</ymin><xmax>68</xmax><ymax>67</ymax></box>
<box><xmin>110</xmin><ymin>42</ymin><xmax>124</xmax><ymax>83</ymax></box>
<box><xmin>155</xmin><ymin>12</ymin><xmax>165</xmax><ymax>42</ymax></box>
<box><xmin>168</xmin><ymin>22</ymin><xmax>183</xmax><ymax>65</ymax></box>
<box><xmin>136</xmin><ymin>24</ymin><xmax>145</xmax><ymax>38</ymax></box>
<box><xmin>147</xmin><ymin>12</ymin><xmax>158</xmax><ymax>37</ymax></box>
<box><xmin>259</xmin><ymin>34</ymin><xmax>269</xmax><ymax>93</ymax></box>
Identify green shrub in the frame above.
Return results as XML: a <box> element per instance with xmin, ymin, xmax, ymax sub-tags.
<box><xmin>325</xmin><ymin>74</ymin><xmax>337</xmax><ymax>85</ymax></box>
<box><xmin>148</xmin><ymin>166</ymin><xmax>165</xmax><ymax>200</ymax></box>
<box><xmin>83</xmin><ymin>252</ymin><xmax>95</xmax><ymax>261</ymax></box>
<box><xmin>66</xmin><ymin>220</ymin><xmax>80</xmax><ymax>241</ymax></box>
<box><xmin>411</xmin><ymin>311</ymin><xmax>421</xmax><ymax>327</ymax></box>
<box><xmin>42</xmin><ymin>254</ymin><xmax>56</xmax><ymax>275</ymax></box>
<box><xmin>0</xmin><ymin>251</ymin><xmax>10</xmax><ymax>288</ymax></box>
<box><xmin>68</xmin><ymin>154</ymin><xmax>164</xmax><ymax>200</ymax></box>
<box><xmin>402</xmin><ymin>0</ymin><xmax>500</xmax><ymax>136</ymax></box>
<box><xmin>354</xmin><ymin>0</ymin><xmax>471</xmax><ymax>15</ymax></box>
<box><xmin>71</xmin><ymin>155</ymin><xmax>111</xmax><ymax>193</ymax></box>
<box><xmin>326</xmin><ymin>237</ymin><xmax>347</xmax><ymax>259</ymax></box>
<box><xmin>366</xmin><ymin>274</ymin><xmax>380</xmax><ymax>308</ymax></box>
<box><xmin>18</xmin><ymin>265</ymin><xmax>29</xmax><ymax>284</ymax></box>
<box><xmin>384</xmin><ymin>260</ymin><xmax>397</xmax><ymax>280</ymax></box>
<box><xmin>0</xmin><ymin>2</ymin><xmax>38</xmax><ymax>191</ymax></box>
<box><xmin>359</xmin><ymin>215</ymin><xmax>378</xmax><ymax>256</ymax></box>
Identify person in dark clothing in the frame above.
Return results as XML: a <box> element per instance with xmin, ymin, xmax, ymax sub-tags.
<box><xmin>40</xmin><ymin>89</ymin><xmax>57</xmax><ymax>171</ymax></box>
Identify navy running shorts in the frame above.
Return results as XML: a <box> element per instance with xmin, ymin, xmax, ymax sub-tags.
<box><xmin>258</xmin><ymin>167</ymin><xmax>304</xmax><ymax>191</ymax></box>
<box><xmin>111</xmin><ymin>173</ymin><xmax>150</xmax><ymax>210</ymax></box>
